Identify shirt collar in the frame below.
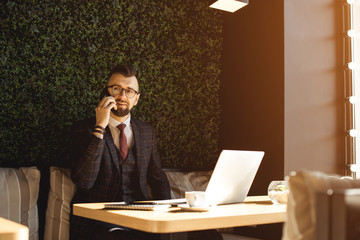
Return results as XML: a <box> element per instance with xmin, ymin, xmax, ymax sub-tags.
<box><xmin>109</xmin><ymin>115</ymin><xmax>131</xmax><ymax>128</ymax></box>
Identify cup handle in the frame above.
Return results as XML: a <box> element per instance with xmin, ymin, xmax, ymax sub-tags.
<box><xmin>193</xmin><ymin>195</ymin><xmax>198</xmax><ymax>205</ymax></box>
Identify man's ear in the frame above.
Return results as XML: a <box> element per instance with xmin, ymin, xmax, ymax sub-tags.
<box><xmin>134</xmin><ymin>94</ymin><xmax>140</xmax><ymax>106</ymax></box>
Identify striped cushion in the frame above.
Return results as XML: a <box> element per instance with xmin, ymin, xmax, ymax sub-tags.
<box><xmin>44</xmin><ymin>167</ymin><xmax>76</xmax><ymax>240</ymax></box>
<box><xmin>165</xmin><ymin>170</ymin><xmax>212</xmax><ymax>198</ymax></box>
<box><xmin>0</xmin><ymin>167</ymin><xmax>40</xmax><ymax>240</ymax></box>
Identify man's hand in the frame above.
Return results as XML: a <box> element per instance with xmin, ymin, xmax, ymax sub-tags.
<box><xmin>95</xmin><ymin>96</ymin><xmax>117</xmax><ymax>128</ymax></box>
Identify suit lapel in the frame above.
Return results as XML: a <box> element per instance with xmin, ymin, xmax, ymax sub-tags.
<box><xmin>103</xmin><ymin>126</ymin><xmax>120</xmax><ymax>171</ymax></box>
<box><xmin>132</xmin><ymin>119</ymin><xmax>149</xmax><ymax>198</ymax></box>
<box><xmin>132</xmin><ymin>119</ymin><xmax>145</xmax><ymax>169</ymax></box>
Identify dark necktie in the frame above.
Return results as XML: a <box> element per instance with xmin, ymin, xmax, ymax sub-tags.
<box><xmin>117</xmin><ymin>124</ymin><xmax>128</xmax><ymax>159</ymax></box>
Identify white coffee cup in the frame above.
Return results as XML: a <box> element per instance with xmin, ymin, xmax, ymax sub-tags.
<box><xmin>185</xmin><ymin>191</ymin><xmax>209</xmax><ymax>208</ymax></box>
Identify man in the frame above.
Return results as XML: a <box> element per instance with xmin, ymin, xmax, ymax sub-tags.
<box><xmin>70</xmin><ymin>65</ymin><xmax>171</xmax><ymax>240</ymax></box>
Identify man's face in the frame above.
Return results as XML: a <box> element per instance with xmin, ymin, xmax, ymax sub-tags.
<box><xmin>107</xmin><ymin>73</ymin><xmax>140</xmax><ymax>117</ymax></box>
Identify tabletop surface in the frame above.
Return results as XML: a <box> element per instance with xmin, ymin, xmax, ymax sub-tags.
<box><xmin>0</xmin><ymin>217</ymin><xmax>29</xmax><ymax>239</ymax></box>
<box><xmin>73</xmin><ymin>195</ymin><xmax>287</xmax><ymax>233</ymax></box>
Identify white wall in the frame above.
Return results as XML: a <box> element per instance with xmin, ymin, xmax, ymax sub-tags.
<box><xmin>284</xmin><ymin>0</ymin><xmax>345</xmax><ymax>175</ymax></box>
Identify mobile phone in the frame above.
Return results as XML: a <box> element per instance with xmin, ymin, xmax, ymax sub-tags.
<box><xmin>100</xmin><ymin>87</ymin><xmax>110</xmax><ymax>99</ymax></box>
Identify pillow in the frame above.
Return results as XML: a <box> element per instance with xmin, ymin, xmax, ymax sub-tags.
<box><xmin>44</xmin><ymin>167</ymin><xmax>76</xmax><ymax>240</ymax></box>
<box><xmin>0</xmin><ymin>167</ymin><xmax>40</xmax><ymax>240</ymax></box>
<box><xmin>164</xmin><ymin>170</ymin><xmax>212</xmax><ymax>198</ymax></box>
<box><xmin>282</xmin><ymin>169</ymin><xmax>360</xmax><ymax>240</ymax></box>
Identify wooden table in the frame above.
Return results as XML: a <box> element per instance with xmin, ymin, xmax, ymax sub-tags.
<box><xmin>73</xmin><ymin>195</ymin><xmax>286</xmax><ymax>238</ymax></box>
<box><xmin>0</xmin><ymin>217</ymin><xmax>29</xmax><ymax>240</ymax></box>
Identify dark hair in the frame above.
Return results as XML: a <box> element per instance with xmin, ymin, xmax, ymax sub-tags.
<box><xmin>108</xmin><ymin>64</ymin><xmax>137</xmax><ymax>80</ymax></box>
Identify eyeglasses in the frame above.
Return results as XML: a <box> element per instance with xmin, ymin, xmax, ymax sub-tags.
<box><xmin>106</xmin><ymin>85</ymin><xmax>139</xmax><ymax>98</ymax></box>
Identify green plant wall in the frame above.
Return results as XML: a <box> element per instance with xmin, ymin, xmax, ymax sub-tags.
<box><xmin>0</xmin><ymin>0</ymin><xmax>222</xmax><ymax>169</ymax></box>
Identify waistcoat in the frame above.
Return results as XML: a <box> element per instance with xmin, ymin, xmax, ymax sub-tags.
<box><xmin>116</xmin><ymin>145</ymin><xmax>143</xmax><ymax>202</ymax></box>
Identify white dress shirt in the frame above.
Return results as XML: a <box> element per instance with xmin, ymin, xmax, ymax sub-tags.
<box><xmin>108</xmin><ymin>115</ymin><xmax>134</xmax><ymax>150</ymax></box>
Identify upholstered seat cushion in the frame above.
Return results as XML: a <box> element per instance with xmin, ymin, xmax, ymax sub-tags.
<box><xmin>282</xmin><ymin>170</ymin><xmax>360</xmax><ymax>240</ymax></box>
<box><xmin>0</xmin><ymin>167</ymin><xmax>40</xmax><ymax>240</ymax></box>
<box><xmin>164</xmin><ymin>170</ymin><xmax>212</xmax><ymax>198</ymax></box>
<box><xmin>44</xmin><ymin>166</ymin><xmax>77</xmax><ymax>240</ymax></box>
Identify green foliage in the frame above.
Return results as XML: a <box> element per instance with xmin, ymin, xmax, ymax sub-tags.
<box><xmin>0</xmin><ymin>0</ymin><xmax>222</xmax><ymax>169</ymax></box>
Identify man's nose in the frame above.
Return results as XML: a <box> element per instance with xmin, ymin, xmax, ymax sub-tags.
<box><xmin>119</xmin><ymin>89</ymin><xmax>127</xmax><ymax>98</ymax></box>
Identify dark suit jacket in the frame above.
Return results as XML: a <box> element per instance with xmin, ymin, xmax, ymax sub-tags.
<box><xmin>70</xmin><ymin>117</ymin><xmax>170</xmax><ymax>239</ymax></box>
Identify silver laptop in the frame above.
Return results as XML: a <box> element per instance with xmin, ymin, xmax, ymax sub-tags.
<box><xmin>206</xmin><ymin>150</ymin><xmax>264</xmax><ymax>206</ymax></box>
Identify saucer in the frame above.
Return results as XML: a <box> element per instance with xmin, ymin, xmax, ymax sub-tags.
<box><xmin>178</xmin><ymin>204</ymin><xmax>213</xmax><ymax>212</ymax></box>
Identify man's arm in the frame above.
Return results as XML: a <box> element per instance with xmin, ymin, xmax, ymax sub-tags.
<box><xmin>70</xmin><ymin>120</ymin><xmax>105</xmax><ymax>189</ymax></box>
<box><xmin>71</xmin><ymin>96</ymin><xmax>116</xmax><ymax>189</ymax></box>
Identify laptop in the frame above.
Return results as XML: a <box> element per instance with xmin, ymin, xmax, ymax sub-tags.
<box><xmin>131</xmin><ymin>149</ymin><xmax>264</xmax><ymax>207</ymax></box>
<box><xmin>205</xmin><ymin>149</ymin><xmax>264</xmax><ymax>206</ymax></box>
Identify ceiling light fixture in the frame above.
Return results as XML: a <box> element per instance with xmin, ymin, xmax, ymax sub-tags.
<box><xmin>210</xmin><ymin>0</ymin><xmax>249</xmax><ymax>13</ymax></box>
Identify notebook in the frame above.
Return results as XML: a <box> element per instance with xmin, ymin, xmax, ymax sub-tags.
<box><xmin>205</xmin><ymin>149</ymin><xmax>264</xmax><ymax>206</ymax></box>
<box><xmin>103</xmin><ymin>202</ymin><xmax>171</xmax><ymax>211</ymax></box>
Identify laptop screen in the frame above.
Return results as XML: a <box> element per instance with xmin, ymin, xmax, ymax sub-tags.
<box><xmin>206</xmin><ymin>150</ymin><xmax>264</xmax><ymax>206</ymax></box>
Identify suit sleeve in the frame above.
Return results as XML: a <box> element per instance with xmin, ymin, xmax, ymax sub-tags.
<box><xmin>70</xmin><ymin>120</ymin><xmax>105</xmax><ymax>190</ymax></box>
